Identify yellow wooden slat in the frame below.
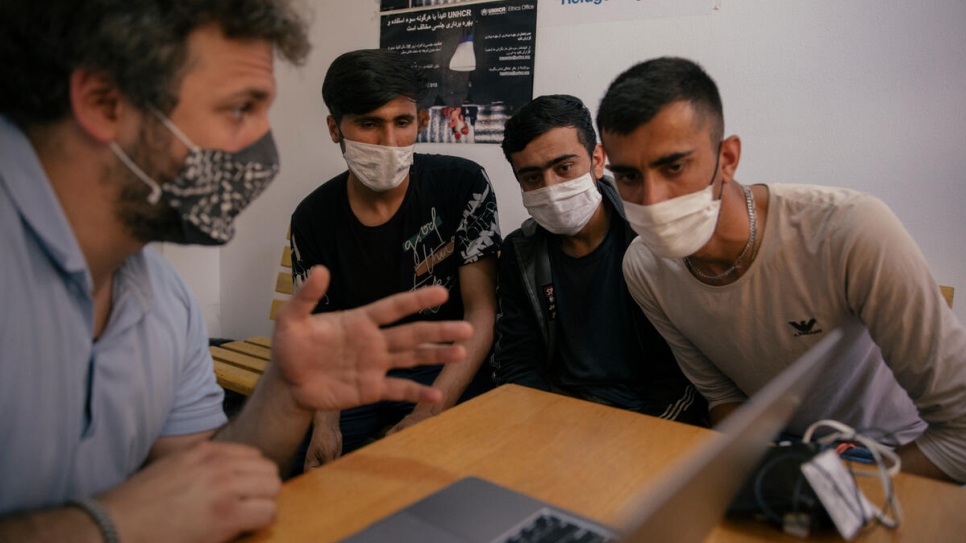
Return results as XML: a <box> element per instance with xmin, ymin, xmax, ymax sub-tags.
<box><xmin>940</xmin><ymin>285</ymin><xmax>954</xmax><ymax>309</ymax></box>
<box><xmin>276</xmin><ymin>272</ymin><xmax>293</xmax><ymax>295</ymax></box>
<box><xmin>270</xmin><ymin>298</ymin><xmax>286</xmax><ymax>320</ymax></box>
<box><xmin>281</xmin><ymin>247</ymin><xmax>292</xmax><ymax>268</ymax></box>
<box><xmin>220</xmin><ymin>341</ymin><xmax>271</xmax><ymax>361</ymax></box>
<box><xmin>213</xmin><ymin>360</ymin><xmax>259</xmax><ymax>396</ymax></box>
<box><xmin>246</xmin><ymin>336</ymin><xmax>272</xmax><ymax>348</ymax></box>
<box><xmin>210</xmin><ymin>346</ymin><xmax>268</xmax><ymax>373</ymax></box>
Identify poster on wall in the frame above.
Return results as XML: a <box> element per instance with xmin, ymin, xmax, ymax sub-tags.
<box><xmin>538</xmin><ymin>0</ymin><xmax>715</xmax><ymax>28</ymax></box>
<box><xmin>381</xmin><ymin>1</ymin><xmax>481</xmax><ymax>11</ymax></box>
<box><xmin>380</xmin><ymin>0</ymin><xmax>537</xmax><ymax>144</ymax></box>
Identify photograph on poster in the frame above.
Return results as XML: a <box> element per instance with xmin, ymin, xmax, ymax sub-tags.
<box><xmin>380</xmin><ymin>0</ymin><xmax>537</xmax><ymax>144</ymax></box>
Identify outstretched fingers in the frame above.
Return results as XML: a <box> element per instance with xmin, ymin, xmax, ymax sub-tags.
<box><xmin>278</xmin><ymin>265</ymin><xmax>331</xmax><ymax>320</ymax></box>
<box><xmin>362</xmin><ymin>286</ymin><xmax>452</xmax><ymax>326</ymax></box>
<box><xmin>381</xmin><ymin>377</ymin><xmax>444</xmax><ymax>404</ymax></box>
<box><xmin>387</xmin><ymin>343</ymin><xmax>468</xmax><ymax>370</ymax></box>
<box><xmin>382</xmin><ymin>320</ymin><xmax>473</xmax><ymax>353</ymax></box>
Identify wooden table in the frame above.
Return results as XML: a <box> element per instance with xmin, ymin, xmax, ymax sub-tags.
<box><xmin>242</xmin><ymin>385</ymin><xmax>966</xmax><ymax>542</ymax></box>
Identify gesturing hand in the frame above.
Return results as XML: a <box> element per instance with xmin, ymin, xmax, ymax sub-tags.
<box><xmin>271</xmin><ymin>266</ymin><xmax>474</xmax><ymax>411</ymax></box>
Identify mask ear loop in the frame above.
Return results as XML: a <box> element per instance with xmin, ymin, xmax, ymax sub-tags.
<box><xmin>589</xmin><ymin>147</ymin><xmax>600</xmax><ymax>185</ymax></box>
<box><xmin>108</xmin><ymin>142</ymin><xmax>163</xmax><ymax>205</ymax></box>
<box><xmin>711</xmin><ymin>141</ymin><xmax>724</xmax><ymax>200</ymax></box>
<box><xmin>149</xmin><ymin>107</ymin><xmax>200</xmax><ymax>152</ymax></box>
<box><xmin>336</xmin><ymin>126</ymin><xmax>347</xmax><ymax>154</ymax></box>
<box><xmin>108</xmin><ymin>108</ymin><xmax>202</xmax><ymax>205</ymax></box>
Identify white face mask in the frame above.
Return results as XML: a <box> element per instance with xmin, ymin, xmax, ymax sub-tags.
<box><xmin>623</xmin><ymin>183</ymin><xmax>722</xmax><ymax>259</ymax></box>
<box><xmin>342</xmin><ymin>138</ymin><xmax>414</xmax><ymax>192</ymax></box>
<box><xmin>521</xmin><ymin>172</ymin><xmax>603</xmax><ymax>236</ymax></box>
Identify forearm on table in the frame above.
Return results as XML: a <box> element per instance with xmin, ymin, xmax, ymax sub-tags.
<box><xmin>214</xmin><ymin>364</ymin><xmax>313</xmax><ymax>475</ymax></box>
<box><xmin>903</xmin><ymin>421</ymin><xmax>966</xmax><ymax>484</ymax></box>
<box><xmin>313</xmin><ymin>409</ymin><xmax>341</xmax><ymax>426</ymax></box>
<box><xmin>309</xmin><ymin>409</ymin><xmax>341</xmax><ymax>438</ymax></box>
<box><xmin>429</xmin><ymin>338</ymin><xmax>493</xmax><ymax>411</ymax></box>
<box><xmin>421</xmin><ymin>307</ymin><xmax>495</xmax><ymax>413</ymax></box>
<box><xmin>0</xmin><ymin>507</ymin><xmax>103</xmax><ymax>543</ymax></box>
<box><xmin>897</xmin><ymin>441</ymin><xmax>955</xmax><ymax>482</ymax></box>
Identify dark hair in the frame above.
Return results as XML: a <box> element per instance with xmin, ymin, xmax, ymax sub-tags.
<box><xmin>0</xmin><ymin>0</ymin><xmax>310</xmax><ymax>130</ymax></box>
<box><xmin>597</xmin><ymin>57</ymin><xmax>723</xmax><ymax>143</ymax></box>
<box><xmin>321</xmin><ymin>49</ymin><xmax>428</xmax><ymax>122</ymax></box>
<box><xmin>501</xmin><ymin>94</ymin><xmax>597</xmax><ymax>163</ymax></box>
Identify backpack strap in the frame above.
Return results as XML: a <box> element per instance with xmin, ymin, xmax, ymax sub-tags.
<box><xmin>512</xmin><ymin>220</ymin><xmax>557</xmax><ymax>369</ymax></box>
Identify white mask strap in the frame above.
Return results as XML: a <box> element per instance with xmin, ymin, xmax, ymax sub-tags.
<box><xmin>149</xmin><ymin>107</ymin><xmax>198</xmax><ymax>151</ymax></box>
<box><xmin>108</xmin><ymin>142</ymin><xmax>162</xmax><ymax>205</ymax></box>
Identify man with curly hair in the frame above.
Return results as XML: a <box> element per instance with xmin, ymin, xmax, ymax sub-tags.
<box><xmin>0</xmin><ymin>2</ymin><xmax>472</xmax><ymax>541</ymax></box>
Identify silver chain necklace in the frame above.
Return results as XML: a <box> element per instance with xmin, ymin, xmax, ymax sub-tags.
<box><xmin>685</xmin><ymin>185</ymin><xmax>757</xmax><ymax>281</ymax></box>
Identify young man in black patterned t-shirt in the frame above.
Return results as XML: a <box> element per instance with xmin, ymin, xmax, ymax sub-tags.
<box><xmin>290</xmin><ymin>49</ymin><xmax>501</xmax><ymax>471</ymax></box>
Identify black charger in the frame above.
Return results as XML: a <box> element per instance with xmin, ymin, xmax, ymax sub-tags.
<box><xmin>726</xmin><ymin>441</ymin><xmax>832</xmax><ymax>537</ymax></box>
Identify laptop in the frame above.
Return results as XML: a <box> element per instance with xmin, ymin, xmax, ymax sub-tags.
<box><xmin>341</xmin><ymin>325</ymin><xmax>852</xmax><ymax>543</ymax></box>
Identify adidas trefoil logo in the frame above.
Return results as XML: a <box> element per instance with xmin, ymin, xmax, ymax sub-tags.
<box><xmin>789</xmin><ymin>318</ymin><xmax>823</xmax><ymax>337</ymax></box>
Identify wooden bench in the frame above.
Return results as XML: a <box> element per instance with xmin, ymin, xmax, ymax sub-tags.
<box><xmin>211</xmin><ymin>234</ymin><xmax>292</xmax><ymax>396</ymax></box>
<box><xmin>211</xmin><ymin>336</ymin><xmax>272</xmax><ymax>395</ymax></box>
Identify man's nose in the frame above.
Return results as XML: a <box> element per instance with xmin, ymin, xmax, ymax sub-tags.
<box><xmin>382</xmin><ymin>126</ymin><xmax>402</xmax><ymax>147</ymax></box>
<box><xmin>642</xmin><ymin>176</ymin><xmax>672</xmax><ymax>206</ymax></box>
<box><xmin>619</xmin><ymin>175</ymin><xmax>669</xmax><ymax>207</ymax></box>
<box><xmin>545</xmin><ymin>170</ymin><xmax>571</xmax><ymax>188</ymax></box>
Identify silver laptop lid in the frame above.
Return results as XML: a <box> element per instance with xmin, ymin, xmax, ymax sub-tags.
<box><xmin>620</xmin><ymin>324</ymin><xmax>853</xmax><ymax>543</ymax></box>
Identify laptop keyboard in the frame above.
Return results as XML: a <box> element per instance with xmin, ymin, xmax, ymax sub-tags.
<box><xmin>505</xmin><ymin>512</ymin><xmax>615</xmax><ymax>543</ymax></box>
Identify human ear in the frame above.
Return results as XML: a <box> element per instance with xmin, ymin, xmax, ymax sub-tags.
<box><xmin>68</xmin><ymin>67</ymin><xmax>125</xmax><ymax>143</ymax></box>
<box><xmin>591</xmin><ymin>143</ymin><xmax>606</xmax><ymax>180</ymax></box>
<box><xmin>326</xmin><ymin>115</ymin><xmax>341</xmax><ymax>144</ymax></box>
<box><xmin>417</xmin><ymin>109</ymin><xmax>429</xmax><ymax>133</ymax></box>
<box><xmin>718</xmin><ymin>135</ymin><xmax>741</xmax><ymax>182</ymax></box>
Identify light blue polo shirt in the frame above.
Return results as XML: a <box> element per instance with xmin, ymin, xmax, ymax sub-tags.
<box><xmin>0</xmin><ymin>116</ymin><xmax>227</xmax><ymax>514</ymax></box>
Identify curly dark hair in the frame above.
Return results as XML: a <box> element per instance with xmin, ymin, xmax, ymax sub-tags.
<box><xmin>0</xmin><ymin>0</ymin><xmax>311</xmax><ymax>129</ymax></box>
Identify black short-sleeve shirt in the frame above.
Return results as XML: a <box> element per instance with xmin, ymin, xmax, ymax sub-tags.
<box><xmin>290</xmin><ymin>153</ymin><xmax>501</xmax><ymax>325</ymax></box>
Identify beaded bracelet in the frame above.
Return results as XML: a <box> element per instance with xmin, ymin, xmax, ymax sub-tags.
<box><xmin>66</xmin><ymin>498</ymin><xmax>120</xmax><ymax>543</ymax></box>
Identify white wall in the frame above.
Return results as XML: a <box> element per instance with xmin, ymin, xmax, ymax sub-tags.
<box><xmin>155</xmin><ymin>243</ymin><xmax>222</xmax><ymax>337</ymax></box>
<box><xmin>171</xmin><ymin>0</ymin><xmax>966</xmax><ymax>339</ymax></box>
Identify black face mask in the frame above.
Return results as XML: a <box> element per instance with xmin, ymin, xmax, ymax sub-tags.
<box><xmin>110</xmin><ymin>111</ymin><xmax>280</xmax><ymax>245</ymax></box>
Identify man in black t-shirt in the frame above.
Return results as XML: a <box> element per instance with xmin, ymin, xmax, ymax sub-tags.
<box><xmin>290</xmin><ymin>49</ymin><xmax>501</xmax><ymax>471</ymax></box>
<box><xmin>491</xmin><ymin>95</ymin><xmax>706</xmax><ymax>425</ymax></box>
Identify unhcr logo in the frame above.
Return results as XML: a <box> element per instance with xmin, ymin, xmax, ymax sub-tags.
<box><xmin>482</xmin><ymin>6</ymin><xmax>507</xmax><ymax>16</ymax></box>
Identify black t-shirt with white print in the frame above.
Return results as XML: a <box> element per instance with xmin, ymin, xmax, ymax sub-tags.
<box><xmin>290</xmin><ymin>153</ymin><xmax>501</xmax><ymax>328</ymax></box>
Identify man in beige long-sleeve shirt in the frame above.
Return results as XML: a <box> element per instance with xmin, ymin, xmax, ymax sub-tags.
<box><xmin>597</xmin><ymin>56</ymin><xmax>966</xmax><ymax>483</ymax></box>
